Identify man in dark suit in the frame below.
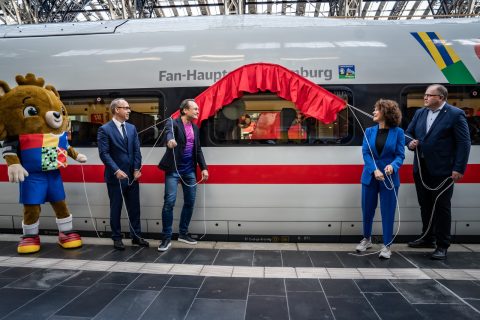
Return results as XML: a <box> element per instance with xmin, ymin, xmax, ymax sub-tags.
<box><xmin>157</xmin><ymin>99</ymin><xmax>208</xmax><ymax>252</ymax></box>
<box><xmin>98</xmin><ymin>98</ymin><xmax>149</xmax><ymax>250</ymax></box>
<box><xmin>406</xmin><ymin>84</ymin><xmax>470</xmax><ymax>259</ymax></box>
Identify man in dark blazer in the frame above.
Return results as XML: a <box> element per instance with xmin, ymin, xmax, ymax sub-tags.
<box><xmin>98</xmin><ymin>98</ymin><xmax>149</xmax><ymax>250</ymax></box>
<box><xmin>406</xmin><ymin>84</ymin><xmax>470</xmax><ymax>259</ymax></box>
<box><xmin>157</xmin><ymin>99</ymin><xmax>208</xmax><ymax>252</ymax></box>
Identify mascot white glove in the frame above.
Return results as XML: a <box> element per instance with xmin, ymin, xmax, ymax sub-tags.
<box><xmin>8</xmin><ymin>164</ymin><xmax>29</xmax><ymax>183</ymax></box>
<box><xmin>76</xmin><ymin>153</ymin><xmax>88</xmax><ymax>163</ymax></box>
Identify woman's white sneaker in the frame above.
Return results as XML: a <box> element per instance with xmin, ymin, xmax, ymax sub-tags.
<box><xmin>379</xmin><ymin>245</ymin><xmax>391</xmax><ymax>259</ymax></box>
<box><xmin>355</xmin><ymin>238</ymin><xmax>372</xmax><ymax>252</ymax></box>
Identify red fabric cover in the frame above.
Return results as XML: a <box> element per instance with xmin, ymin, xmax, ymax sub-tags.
<box><xmin>172</xmin><ymin>63</ymin><xmax>346</xmax><ymax>126</ymax></box>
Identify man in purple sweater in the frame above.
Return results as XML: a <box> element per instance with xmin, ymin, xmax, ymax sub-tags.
<box><xmin>157</xmin><ymin>99</ymin><xmax>209</xmax><ymax>251</ymax></box>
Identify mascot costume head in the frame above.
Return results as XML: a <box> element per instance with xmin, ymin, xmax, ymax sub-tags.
<box><xmin>0</xmin><ymin>73</ymin><xmax>86</xmax><ymax>254</ymax></box>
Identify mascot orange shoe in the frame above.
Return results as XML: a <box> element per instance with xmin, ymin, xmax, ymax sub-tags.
<box><xmin>0</xmin><ymin>74</ymin><xmax>86</xmax><ymax>254</ymax></box>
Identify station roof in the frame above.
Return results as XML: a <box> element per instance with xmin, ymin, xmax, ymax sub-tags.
<box><xmin>1</xmin><ymin>0</ymin><xmax>479</xmax><ymax>25</ymax></box>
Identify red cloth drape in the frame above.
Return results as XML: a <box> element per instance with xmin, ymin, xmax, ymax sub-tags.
<box><xmin>172</xmin><ymin>63</ymin><xmax>346</xmax><ymax>126</ymax></box>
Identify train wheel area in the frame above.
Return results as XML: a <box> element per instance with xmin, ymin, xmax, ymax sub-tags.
<box><xmin>0</xmin><ymin>235</ymin><xmax>479</xmax><ymax>319</ymax></box>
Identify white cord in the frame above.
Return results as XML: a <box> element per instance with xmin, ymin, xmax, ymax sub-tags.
<box><xmin>348</xmin><ymin>105</ymin><xmax>400</xmax><ymax>256</ymax></box>
<box><xmin>81</xmin><ymin>117</ymin><xmax>168</xmax><ymax>240</ymax></box>
<box><xmin>411</xmin><ymin>152</ymin><xmax>454</xmax><ymax>243</ymax></box>
<box><xmin>118</xmin><ymin>178</ymin><xmax>142</xmax><ymax>240</ymax></box>
<box><xmin>347</xmin><ymin>103</ymin><xmax>455</xmax><ymax>256</ymax></box>
<box><xmin>117</xmin><ymin>120</ymin><xmax>168</xmax><ymax>239</ymax></box>
<box><xmin>199</xmin><ymin>182</ymin><xmax>207</xmax><ymax>240</ymax></box>
<box><xmin>403</xmin><ymin>112</ymin><xmax>453</xmax><ymax>243</ymax></box>
<box><xmin>80</xmin><ymin>164</ymin><xmax>101</xmax><ymax>238</ymax></box>
<box><xmin>169</xmin><ymin>117</ymin><xmax>208</xmax><ymax>239</ymax></box>
<box><xmin>169</xmin><ymin>117</ymin><xmax>204</xmax><ymax>187</ymax></box>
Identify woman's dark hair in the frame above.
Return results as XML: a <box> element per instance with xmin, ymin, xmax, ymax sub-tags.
<box><xmin>375</xmin><ymin>99</ymin><xmax>402</xmax><ymax>127</ymax></box>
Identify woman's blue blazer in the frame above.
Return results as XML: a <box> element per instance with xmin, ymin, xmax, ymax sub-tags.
<box><xmin>361</xmin><ymin>125</ymin><xmax>405</xmax><ymax>187</ymax></box>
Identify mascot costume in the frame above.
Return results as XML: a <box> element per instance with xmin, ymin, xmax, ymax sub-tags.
<box><xmin>0</xmin><ymin>74</ymin><xmax>86</xmax><ymax>254</ymax></box>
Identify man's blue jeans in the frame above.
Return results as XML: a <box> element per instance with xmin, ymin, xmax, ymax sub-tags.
<box><xmin>162</xmin><ymin>171</ymin><xmax>197</xmax><ymax>239</ymax></box>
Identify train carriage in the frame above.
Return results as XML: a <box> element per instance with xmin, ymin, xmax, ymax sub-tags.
<box><xmin>0</xmin><ymin>15</ymin><xmax>479</xmax><ymax>241</ymax></box>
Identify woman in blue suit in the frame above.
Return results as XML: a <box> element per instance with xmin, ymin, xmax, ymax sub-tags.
<box><xmin>356</xmin><ymin>99</ymin><xmax>405</xmax><ymax>259</ymax></box>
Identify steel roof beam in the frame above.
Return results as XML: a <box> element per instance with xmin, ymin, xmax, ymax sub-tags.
<box><xmin>451</xmin><ymin>0</ymin><xmax>478</xmax><ymax>15</ymax></box>
<box><xmin>329</xmin><ymin>0</ymin><xmax>340</xmax><ymax>16</ymax></box>
<box><xmin>104</xmin><ymin>0</ymin><xmax>120</xmax><ymax>19</ymax></box>
<box><xmin>1</xmin><ymin>0</ymin><xmax>480</xmax><ymax>24</ymax></box>
<box><xmin>225</xmin><ymin>0</ymin><xmax>244</xmax><ymax>14</ymax></box>
<box><xmin>61</xmin><ymin>0</ymin><xmax>93</xmax><ymax>22</ymax></box>
<box><xmin>295</xmin><ymin>1</ymin><xmax>306</xmax><ymax>14</ymax></box>
<box><xmin>0</xmin><ymin>0</ymin><xmax>19</xmax><ymax>24</ymax></box>
<box><xmin>438</xmin><ymin>0</ymin><xmax>451</xmax><ymax>14</ymax></box>
<box><xmin>313</xmin><ymin>1</ymin><xmax>321</xmax><ymax>16</ymax></box>
<box><xmin>197</xmin><ymin>0</ymin><xmax>210</xmax><ymax>14</ymax></box>
<box><xmin>407</xmin><ymin>0</ymin><xmax>421</xmax><ymax>18</ymax></box>
<box><xmin>374</xmin><ymin>0</ymin><xmax>386</xmax><ymax>18</ymax></box>
<box><xmin>247</xmin><ymin>0</ymin><xmax>255</xmax><ymax>13</ymax></box>
<box><xmin>218</xmin><ymin>0</ymin><xmax>225</xmax><ymax>14</ymax></box>
<box><xmin>361</xmin><ymin>1</ymin><xmax>371</xmax><ymax>17</ymax></box>
<box><xmin>475</xmin><ymin>0</ymin><xmax>480</xmax><ymax>13</ymax></box>
<box><xmin>136</xmin><ymin>0</ymin><xmax>147</xmax><ymax>18</ymax></box>
<box><xmin>282</xmin><ymin>0</ymin><xmax>287</xmax><ymax>14</ymax></box>
<box><xmin>16</xmin><ymin>0</ymin><xmax>38</xmax><ymax>23</ymax></box>
<box><xmin>184</xmin><ymin>0</ymin><xmax>193</xmax><ymax>15</ymax></box>
<box><xmin>154</xmin><ymin>6</ymin><xmax>165</xmax><ymax>17</ymax></box>
<box><xmin>266</xmin><ymin>0</ymin><xmax>272</xmax><ymax>13</ymax></box>
<box><xmin>389</xmin><ymin>0</ymin><xmax>406</xmax><ymax>19</ymax></box>
<box><xmin>168</xmin><ymin>0</ymin><xmax>180</xmax><ymax>16</ymax></box>
<box><xmin>344</xmin><ymin>0</ymin><xmax>362</xmax><ymax>16</ymax></box>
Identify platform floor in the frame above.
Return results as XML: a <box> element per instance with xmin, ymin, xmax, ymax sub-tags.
<box><xmin>0</xmin><ymin>235</ymin><xmax>479</xmax><ymax>320</ymax></box>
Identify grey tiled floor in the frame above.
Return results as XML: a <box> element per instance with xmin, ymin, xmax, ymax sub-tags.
<box><xmin>0</xmin><ymin>240</ymin><xmax>479</xmax><ymax>319</ymax></box>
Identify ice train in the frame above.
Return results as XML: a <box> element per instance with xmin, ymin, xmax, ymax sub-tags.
<box><xmin>0</xmin><ymin>15</ymin><xmax>479</xmax><ymax>242</ymax></box>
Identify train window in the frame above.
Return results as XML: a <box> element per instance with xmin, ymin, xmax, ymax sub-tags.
<box><xmin>62</xmin><ymin>96</ymin><xmax>161</xmax><ymax>147</ymax></box>
<box><xmin>404</xmin><ymin>86</ymin><xmax>480</xmax><ymax>145</ymax></box>
<box><xmin>210</xmin><ymin>91</ymin><xmax>351</xmax><ymax>145</ymax></box>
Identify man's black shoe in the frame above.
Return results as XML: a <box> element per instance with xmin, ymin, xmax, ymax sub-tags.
<box><xmin>408</xmin><ymin>239</ymin><xmax>435</xmax><ymax>248</ymax></box>
<box><xmin>431</xmin><ymin>247</ymin><xmax>447</xmax><ymax>260</ymax></box>
<box><xmin>178</xmin><ymin>234</ymin><xmax>197</xmax><ymax>245</ymax></box>
<box><xmin>158</xmin><ymin>239</ymin><xmax>171</xmax><ymax>252</ymax></box>
<box><xmin>113</xmin><ymin>239</ymin><xmax>125</xmax><ymax>250</ymax></box>
<box><xmin>132</xmin><ymin>238</ymin><xmax>149</xmax><ymax>247</ymax></box>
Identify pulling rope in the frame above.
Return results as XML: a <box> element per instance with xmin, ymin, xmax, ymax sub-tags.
<box><xmin>347</xmin><ymin>104</ymin><xmax>401</xmax><ymax>257</ymax></box>
<box><xmin>168</xmin><ymin>117</ymin><xmax>208</xmax><ymax>239</ymax></box>
<box><xmin>347</xmin><ymin>103</ymin><xmax>453</xmax><ymax>256</ymax></box>
<box><xmin>81</xmin><ymin>117</ymin><xmax>168</xmax><ymax>239</ymax></box>
<box><xmin>81</xmin><ymin>116</ymin><xmax>208</xmax><ymax>241</ymax></box>
<box><xmin>169</xmin><ymin>117</ymin><xmax>204</xmax><ymax>187</ymax></box>
<box><xmin>80</xmin><ymin>102</ymin><xmax>452</xmax><ymax>247</ymax></box>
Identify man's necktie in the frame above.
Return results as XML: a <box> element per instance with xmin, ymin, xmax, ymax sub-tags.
<box><xmin>121</xmin><ymin>123</ymin><xmax>128</xmax><ymax>145</ymax></box>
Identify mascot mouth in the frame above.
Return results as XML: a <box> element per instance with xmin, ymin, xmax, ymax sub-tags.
<box><xmin>45</xmin><ymin>111</ymin><xmax>63</xmax><ymax>129</ymax></box>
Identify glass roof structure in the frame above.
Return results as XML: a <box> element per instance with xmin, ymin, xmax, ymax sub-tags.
<box><xmin>1</xmin><ymin>0</ymin><xmax>479</xmax><ymax>25</ymax></box>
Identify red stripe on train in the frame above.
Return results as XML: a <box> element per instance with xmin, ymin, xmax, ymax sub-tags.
<box><xmin>1</xmin><ymin>164</ymin><xmax>479</xmax><ymax>184</ymax></box>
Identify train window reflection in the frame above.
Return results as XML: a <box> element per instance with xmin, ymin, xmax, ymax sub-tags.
<box><xmin>211</xmin><ymin>91</ymin><xmax>351</xmax><ymax>145</ymax></box>
<box><xmin>405</xmin><ymin>87</ymin><xmax>480</xmax><ymax>145</ymax></box>
<box><xmin>62</xmin><ymin>96</ymin><xmax>161</xmax><ymax>147</ymax></box>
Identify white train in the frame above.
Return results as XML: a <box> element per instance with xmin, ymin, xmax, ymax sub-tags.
<box><xmin>1</xmin><ymin>15</ymin><xmax>479</xmax><ymax>242</ymax></box>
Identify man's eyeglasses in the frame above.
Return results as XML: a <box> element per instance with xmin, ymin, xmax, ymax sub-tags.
<box><xmin>424</xmin><ymin>94</ymin><xmax>441</xmax><ymax>98</ymax></box>
<box><xmin>117</xmin><ymin>106</ymin><xmax>131</xmax><ymax>110</ymax></box>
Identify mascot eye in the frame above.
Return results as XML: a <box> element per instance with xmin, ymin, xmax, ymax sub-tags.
<box><xmin>61</xmin><ymin>107</ymin><xmax>66</xmax><ymax>116</ymax></box>
<box><xmin>23</xmin><ymin>106</ymin><xmax>39</xmax><ymax>117</ymax></box>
